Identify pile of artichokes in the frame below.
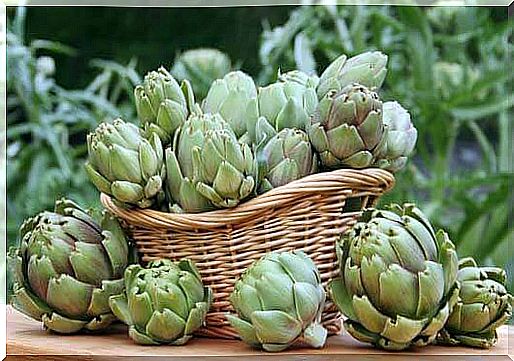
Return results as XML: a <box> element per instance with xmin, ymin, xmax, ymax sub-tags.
<box><xmin>9</xmin><ymin>49</ymin><xmax>511</xmax><ymax>353</ymax></box>
<box><xmin>85</xmin><ymin>50</ymin><xmax>419</xmax><ymax>212</ymax></box>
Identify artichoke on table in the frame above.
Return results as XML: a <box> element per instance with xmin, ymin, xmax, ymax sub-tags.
<box><xmin>227</xmin><ymin>251</ymin><xmax>327</xmax><ymax>352</ymax></box>
<box><xmin>330</xmin><ymin>203</ymin><xmax>460</xmax><ymax>351</ymax></box>
<box><xmin>109</xmin><ymin>259</ymin><xmax>212</xmax><ymax>345</ymax></box>
<box><xmin>85</xmin><ymin>118</ymin><xmax>165</xmax><ymax>208</ymax></box>
<box><xmin>8</xmin><ymin>198</ymin><xmax>131</xmax><ymax>334</ymax></box>
<box><xmin>437</xmin><ymin>257</ymin><xmax>513</xmax><ymax>348</ymax></box>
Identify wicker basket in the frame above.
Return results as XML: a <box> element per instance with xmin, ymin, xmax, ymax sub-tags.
<box><xmin>101</xmin><ymin>168</ymin><xmax>395</xmax><ymax>339</ymax></box>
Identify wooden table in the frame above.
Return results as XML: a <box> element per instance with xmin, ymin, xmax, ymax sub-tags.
<box><xmin>6</xmin><ymin>306</ymin><xmax>513</xmax><ymax>360</ymax></box>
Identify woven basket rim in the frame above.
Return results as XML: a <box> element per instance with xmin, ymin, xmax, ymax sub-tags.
<box><xmin>101</xmin><ymin>168</ymin><xmax>395</xmax><ymax>229</ymax></box>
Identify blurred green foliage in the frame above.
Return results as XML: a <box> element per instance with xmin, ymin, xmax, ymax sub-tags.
<box><xmin>258</xmin><ymin>5</ymin><xmax>513</xmax><ymax>287</ymax></box>
<box><xmin>6</xmin><ymin>6</ymin><xmax>513</xmax><ymax>291</ymax></box>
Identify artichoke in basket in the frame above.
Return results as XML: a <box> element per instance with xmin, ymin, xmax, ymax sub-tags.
<box><xmin>85</xmin><ymin>118</ymin><xmax>165</xmax><ymax>208</ymax></box>
<box><xmin>256</xmin><ymin>128</ymin><xmax>317</xmax><ymax>194</ymax></box>
<box><xmin>8</xmin><ymin>198</ymin><xmax>131</xmax><ymax>334</ymax></box>
<box><xmin>202</xmin><ymin>70</ymin><xmax>259</xmax><ymax>139</ymax></box>
<box><xmin>134</xmin><ymin>66</ymin><xmax>195</xmax><ymax>144</ymax></box>
<box><xmin>317</xmin><ymin>51</ymin><xmax>388</xmax><ymax>99</ymax></box>
<box><xmin>166</xmin><ymin>112</ymin><xmax>257</xmax><ymax>212</ymax></box>
<box><xmin>437</xmin><ymin>257</ymin><xmax>513</xmax><ymax>348</ymax></box>
<box><xmin>308</xmin><ymin>83</ymin><xmax>384</xmax><ymax>169</ymax></box>
<box><xmin>226</xmin><ymin>251</ymin><xmax>327</xmax><ymax>352</ymax></box>
<box><xmin>171</xmin><ymin>48</ymin><xmax>232</xmax><ymax>100</ymax></box>
<box><xmin>374</xmin><ymin>101</ymin><xmax>418</xmax><ymax>172</ymax></box>
<box><xmin>251</xmin><ymin>71</ymin><xmax>318</xmax><ymax>145</ymax></box>
<box><xmin>109</xmin><ymin>259</ymin><xmax>212</xmax><ymax>345</ymax></box>
<box><xmin>330</xmin><ymin>203</ymin><xmax>460</xmax><ymax>351</ymax></box>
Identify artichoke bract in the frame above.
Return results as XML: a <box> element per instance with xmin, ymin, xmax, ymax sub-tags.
<box><xmin>374</xmin><ymin>101</ymin><xmax>417</xmax><ymax>172</ymax></box>
<box><xmin>308</xmin><ymin>83</ymin><xmax>384</xmax><ymax>169</ymax></box>
<box><xmin>330</xmin><ymin>203</ymin><xmax>460</xmax><ymax>351</ymax></box>
<box><xmin>252</xmin><ymin>71</ymin><xmax>318</xmax><ymax>145</ymax></box>
<box><xmin>171</xmin><ymin>48</ymin><xmax>232</xmax><ymax>100</ymax></box>
<box><xmin>226</xmin><ymin>251</ymin><xmax>327</xmax><ymax>352</ymax></box>
<box><xmin>256</xmin><ymin>128</ymin><xmax>317</xmax><ymax>193</ymax></box>
<box><xmin>278</xmin><ymin>69</ymin><xmax>319</xmax><ymax>88</ymax></box>
<box><xmin>8</xmin><ymin>198</ymin><xmax>130</xmax><ymax>334</ymax></box>
<box><xmin>134</xmin><ymin>67</ymin><xmax>194</xmax><ymax>145</ymax></box>
<box><xmin>85</xmin><ymin>118</ymin><xmax>165</xmax><ymax>208</ymax></box>
<box><xmin>109</xmin><ymin>259</ymin><xmax>212</xmax><ymax>345</ymax></box>
<box><xmin>202</xmin><ymin>71</ymin><xmax>259</xmax><ymax>139</ymax></box>
<box><xmin>317</xmin><ymin>51</ymin><xmax>388</xmax><ymax>99</ymax></box>
<box><xmin>438</xmin><ymin>257</ymin><xmax>513</xmax><ymax>348</ymax></box>
<box><xmin>166</xmin><ymin>113</ymin><xmax>256</xmax><ymax>212</ymax></box>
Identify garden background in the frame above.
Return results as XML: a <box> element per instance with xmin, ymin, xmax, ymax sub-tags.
<box><xmin>6</xmin><ymin>5</ymin><xmax>513</xmax><ymax>290</ymax></box>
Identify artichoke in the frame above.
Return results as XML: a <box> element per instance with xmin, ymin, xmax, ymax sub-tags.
<box><xmin>134</xmin><ymin>67</ymin><xmax>194</xmax><ymax>145</ymax></box>
<box><xmin>330</xmin><ymin>203</ymin><xmax>460</xmax><ymax>351</ymax></box>
<box><xmin>171</xmin><ymin>48</ymin><xmax>232</xmax><ymax>100</ymax></box>
<box><xmin>437</xmin><ymin>257</ymin><xmax>513</xmax><ymax>348</ymax></box>
<box><xmin>278</xmin><ymin>69</ymin><xmax>319</xmax><ymax>88</ymax></box>
<box><xmin>226</xmin><ymin>251</ymin><xmax>327</xmax><ymax>352</ymax></box>
<box><xmin>202</xmin><ymin>71</ymin><xmax>259</xmax><ymax>139</ymax></box>
<box><xmin>85</xmin><ymin>118</ymin><xmax>165</xmax><ymax>208</ymax></box>
<box><xmin>374</xmin><ymin>101</ymin><xmax>417</xmax><ymax>172</ymax></box>
<box><xmin>317</xmin><ymin>51</ymin><xmax>388</xmax><ymax>99</ymax></box>
<box><xmin>252</xmin><ymin>71</ymin><xmax>318</xmax><ymax>145</ymax></box>
<box><xmin>109</xmin><ymin>259</ymin><xmax>212</xmax><ymax>345</ymax></box>
<box><xmin>166</xmin><ymin>113</ymin><xmax>256</xmax><ymax>212</ymax></box>
<box><xmin>256</xmin><ymin>128</ymin><xmax>317</xmax><ymax>193</ymax></box>
<box><xmin>8</xmin><ymin>198</ymin><xmax>131</xmax><ymax>334</ymax></box>
<box><xmin>308</xmin><ymin>83</ymin><xmax>384</xmax><ymax>169</ymax></box>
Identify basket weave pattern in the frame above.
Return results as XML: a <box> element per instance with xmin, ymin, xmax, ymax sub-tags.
<box><xmin>101</xmin><ymin>168</ymin><xmax>395</xmax><ymax>339</ymax></box>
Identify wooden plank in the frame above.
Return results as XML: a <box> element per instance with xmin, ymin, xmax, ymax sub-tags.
<box><xmin>6</xmin><ymin>306</ymin><xmax>513</xmax><ymax>360</ymax></box>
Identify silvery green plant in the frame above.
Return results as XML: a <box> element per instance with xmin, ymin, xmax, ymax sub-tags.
<box><xmin>374</xmin><ymin>101</ymin><xmax>418</xmax><ymax>172</ymax></box>
<box><xmin>9</xmin><ymin>198</ymin><xmax>131</xmax><ymax>334</ymax></box>
<box><xmin>85</xmin><ymin>118</ymin><xmax>165</xmax><ymax>208</ymax></box>
<box><xmin>252</xmin><ymin>71</ymin><xmax>318</xmax><ymax>145</ymax></box>
<box><xmin>134</xmin><ymin>67</ymin><xmax>194</xmax><ymax>145</ymax></box>
<box><xmin>316</xmin><ymin>51</ymin><xmax>388</xmax><ymax>99</ymax></box>
<box><xmin>437</xmin><ymin>257</ymin><xmax>513</xmax><ymax>349</ymax></box>
<box><xmin>109</xmin><ymin>259</ymin><xmax>212</xmax><ymax>345</ymax></box>
<box><xmin>257</xmin><ymin>128</ymin><xmax>317</xmax><ymax>193</ymax></box>
<box><xmin>227</xmin><ymin>251</ymin><xmax>327</xmax><ymax>352</ymax></box>
<box><xmin>202</xmin><ymin>71</ymin><xmax>259</xmax><ymax>139</ymax></box>
<box><xmin>308</xmin><ymin>83</ymin><xmax>384</xmax><ymax>169</ymax></box>
<box><xmin>330</xmin><ymin>203</ymin><xmax>460</xmax><ymax>351</ymax></box>
<box><xmin>166</xmin><ymin>113</ymin><xmax>256</xmax><ymax>212</ymax></box>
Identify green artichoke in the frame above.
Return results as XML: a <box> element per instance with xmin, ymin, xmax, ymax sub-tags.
<box><xmin>85</xmin><ymin>118</ymin><xmax>165</xmax><ymax>208</ymax></box>
<box><xmin>171</xmin><ymin>48</ymin><xmax>232</xmax><ymax>100</ymax></box>
<box><xmin>278</xmin><ymin>69</ymin><xmax>319</xmax><ymax>88</ymax></box>
<box><xmin>308</xmin><ymin>83</ymin><xmax>384</xmax><ymax>169</ymax></box>
<box><xmin>226</xmin><ymin>251</ymin><xmax>327</xmax><ymax>352</ymax></box>
<box><xmin>202</xmin><ymin>70</ymin><xmax>259</xmax><ymax>139</ymax></box>
<box><xmin>317</xmin><ymin>51</ymin><xmax>388</xmax><ymax>99</ymax></box>
<box><xmin>330</xmin><ymin>203</ymin><xmax>460</xmax><ymax>351</ymax></box>
<box><xmin>109</xmin><ymin>259</ymin><xmax>212</xmax><ymax>345</ymax></box>
<box><xmin>134</xmin><ymin>67</ymin><xmax>194</xmax><ymax>145</ymax></box>
<box><xmin>437</xmin><ymin>257</ymin><xmax>513</xmax><ymax>348</ymax></box>
<box><xmin>8</xmin><ymin>198</ymin><xmax>130</xmax><ymax>334</ymax></box>
<box><xmin>256</xmin><ymin>128</ymin><xmax>317</xmax><ymax>193</ymax></box>
<box><xmin>252</xmin><ymin>71</ymin><xmax>318</xmax><ymax>145</ymax></box>
<box><xmin>166</xmin><ymin>113</ymin><xmax>256</xmax><ymax>212</ymax></box>
<box><xmin>374</xmin><ymin>101</ymin><xmax>417</xmax><ymax>172</ymax></box>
